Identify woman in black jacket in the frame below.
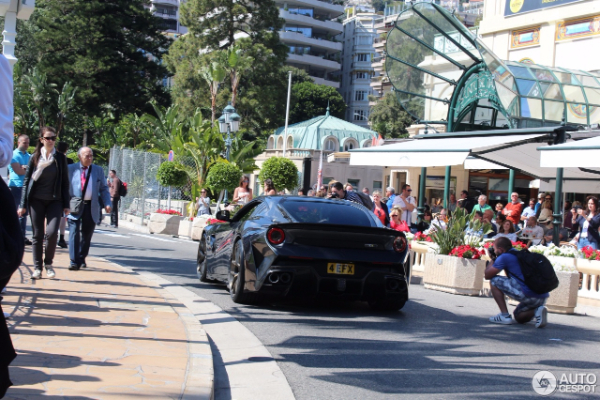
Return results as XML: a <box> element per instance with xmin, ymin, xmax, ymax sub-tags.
<box><xmin>572</xmin><ymin>196</ymin><xmax>600</xmax><ymax>251</ymax></box>
<box><xmin>17</xmin><ymin>127</ymin><xmax>70</xmax><ymax>279</ymax></box>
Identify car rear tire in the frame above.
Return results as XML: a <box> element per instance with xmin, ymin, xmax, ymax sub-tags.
<box><xmin>197</xmin><ymin>235</ymin><xmax>212</xmax><ymax>283</ymax></box>
<box><xmin>368</xmin><ymin>297</ymin><xmax>406</xmax><ymax>311</ymax></box>
<box><xmin>228</xmin><ymin>240</ymin><xmax>258</xmax><ymax>304</ymax></box>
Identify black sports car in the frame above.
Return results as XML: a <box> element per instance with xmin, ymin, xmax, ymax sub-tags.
<box><xmin>197</xmin><ymin>196</ymin><xmax>410</xmax><ymax>310</ymax></box>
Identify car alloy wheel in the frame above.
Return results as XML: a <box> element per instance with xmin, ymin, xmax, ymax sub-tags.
<box><xmin>197</xmin><ymin>235</ymin><xmax>210</xmax><ymax>282</ymax></box>
<box><xmin>228</xmin><ymin>240</ymin><xmax>257</xmax><ymax>304</ymax></box>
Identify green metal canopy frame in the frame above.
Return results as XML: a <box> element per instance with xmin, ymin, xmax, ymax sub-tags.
<box><xmin>383</xmin><ymin>1</ymin><xmax>600</xmax><ymax>243</ymax></box>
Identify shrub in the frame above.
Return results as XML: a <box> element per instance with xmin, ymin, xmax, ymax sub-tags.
<box><xmin>258</xmin><ymin>157</ymin><xmax>299</xmax><ymax>192</ymax></box>
<box><xmin>156</xmin><ymin>161</ymin><xmax>189</xmax><ymax>187</ymax></box>
<box><xmin>206</xmin><ymin>162</ymin><xmax>242</xmax><ymax>193</ymax></box>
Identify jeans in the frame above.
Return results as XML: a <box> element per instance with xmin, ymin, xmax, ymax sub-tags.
<box><xmin>9</xmin><ymin>186</ymin><xmax>27</xmax><ymax>239</ymax></box>
<box><xmin>29</xmin><ymin>198</ymin><xmax>63</xmax><ymax>270</ymax></box>
<box><xmin>577</xmin><ymin>236</ymin><xmax>598</xmax><ymax>251</ymax></box>
<box><xmin>111</xmin><ymin>197</ymin><xmax>120</xmax><ymax>227</ymax></box>
<box><xmin>68</xmin><ymin>203</ymin><xmax>96</xmax><ymax>266</ymax></box>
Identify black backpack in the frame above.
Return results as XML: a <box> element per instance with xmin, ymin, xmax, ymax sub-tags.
<box><xmin>356</xmin><ymin>191</ymin><xmax>374</xmax><ymax>210</ymax></box>
<box><xmin>509</xmin><ymin>249</ymin><xmax>559</xmax><ymax>294</ymax></box>
<box><xmin>118</xmin><ymin>181</ymin><xmax>128</xmax><ymax>197</ymax></box>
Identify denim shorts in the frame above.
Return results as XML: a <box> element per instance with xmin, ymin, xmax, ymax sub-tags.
<box><xmin>577</xmin><ymin>236</ymin><xmax>598</xmax><ymax>251</ymax></box>
<box><xmin>491</xmin><ymin>276</ymin><xmax>546</xmax><ymax>314</ymax></box>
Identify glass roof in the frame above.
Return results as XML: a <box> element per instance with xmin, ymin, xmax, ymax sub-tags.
<box><xmin>385</xmin><ymin>1</ymin><xmax>600</xmax><ymax>130</ymax></box>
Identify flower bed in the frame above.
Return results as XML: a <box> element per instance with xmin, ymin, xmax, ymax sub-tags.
<box><xmin>154</xmin><ymin>209</ymin><xmax>182</xmax><ymax>216</ymax></box>
<box><xmin>414</xmin><ymin>232</ymin><xmax>432</xmax><ymax>242</ymax></box>
<box><xmin>449</xmin><ymin>245</ymin><xmax>484</xmax><ymax>259</ymax></box>
<box><xmin>581</xmin><ymin>246</ymin><xmax>600</xmax><ymax>261</ymax></box>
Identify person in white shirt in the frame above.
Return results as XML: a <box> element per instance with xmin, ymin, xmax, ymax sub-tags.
<box><xmin>494</xmin><ymin>220</ymin><xmax>517</xmax><ymax>242</ymax></box>
<box><xmin>520</xmin><ymin>198</ymin><xmax>537</xmax><ymax>222</ymax></box>
<box><xmin>521</xmin><ymin>216</ymin><xmax>545</xmax><ymax>245</ymax></box>
<box><xmin>392</xmin><ymin>184</ymin><xmax>416</xmax><ymax>226</ymax></box>
<box><xmin>196</xmin><ymin>189</ymin><xmax>211</xmax><ymax>216</ymax></box>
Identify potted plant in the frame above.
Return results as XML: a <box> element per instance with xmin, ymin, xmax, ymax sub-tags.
<box><xmin>148</xmin><ymin>209</ymin><xmax>184</xmax><ymax>235</ymax></box>
<box><xmin>424</xmin><ymin>208</ymin><xmax>492</xmax><ymax>296</ymax></box>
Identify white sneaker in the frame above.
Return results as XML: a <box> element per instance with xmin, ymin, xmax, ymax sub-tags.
<box><xmin>45</xmin><ymin>266</ymin><xmax>56</xmax><ymax>279</ymax></box>
<box><xmin>534</xmin><ymin>306</ymin><xmax>548</xmax><ymax>328</ymax></box>
<box><xmin>31</xmin><ymin>270</ymin><xmax>42</xmax><ymax>279</ymax></box>
<box><xmin>489</xmin><ymin>313</ymin><xmax>515</xmax><ymax>325</ymax></box>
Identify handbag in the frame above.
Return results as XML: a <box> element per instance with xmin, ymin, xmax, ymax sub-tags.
<box><xmin>70</xmin><ymin>166</ymin><xmax>91</xmax><ymax>215</ymax></box>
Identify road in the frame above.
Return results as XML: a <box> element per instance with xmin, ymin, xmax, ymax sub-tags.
<box><xmin>84</xmin><ymin>225</ymin><xmax>600</xmax><ymax>400</ymax></box>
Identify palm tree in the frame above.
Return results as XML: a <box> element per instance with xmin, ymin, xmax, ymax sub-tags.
<box><xmin>199</xmin><ymin>61</ymin><xmax>226</xmax><ymax>124</ymax></box>
<box><xmin>219</xmin><ymin>45</ymin><xmax>254</xmax><ymax>107</ymax></box>
<box><xmin>228</xmin><ymin>136</ymin><xmax>264</xmax><ymax>173</ymax></box>
<box><xmin>143</xmin><ymin>102</ymin><xmax>184</xmax><ymax>152</ymax></box>
<box><xmin>55</xmin><ymin>81</ymin><xmax>78</xmax><ymax>136</ymax></box>
<box><xmin>21</xmin><ymin>67</ymin><xmax>58</xmax><ymax>129</ymax></box>
<box><xmin>184</xmin><ymin>110</ymin><xmax>224</xmax><ymax>186</ymax></box>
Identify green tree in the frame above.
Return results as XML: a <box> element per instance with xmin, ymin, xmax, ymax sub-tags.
<box><xmin>31</xmin><ymin>0</ymin><xmax>172</xmax><ymax>122</ymax></box>
<box><xmin>206</xmin><ymin>162</ymin><xmax>243</xmax><ymax>194</ymax></box>
<box><xmin>228</xmin><ymin>137</ymin><xmax>264</xmax><ymax>173</ymax></box>
<box><xmin>157</xmin><ymin>161</ymin><xmax>190</xmax><ymax>187</ymax></box>
<box><xmin>258</xmin><ymin>157</ymin><xmax>299</xmax><ymax>192</ymax></box>
<box><xmin>184</xmin><ymin>112</ymin><xmax>225</xmax><ymax>186</ymax></box>
<box><xmin>289</xmin><ymin>82</ymin><xmax>347</xmax><ymax>124</ymax></box>
<box><xmin>368</xmin><ymin>92</ymin><xmax>414</xmax><ymax>138</ymax></box>
<box><xmin>200</xmin><ymin>61</ymin><xmax>226</xmax><ymax>123</ymax></box>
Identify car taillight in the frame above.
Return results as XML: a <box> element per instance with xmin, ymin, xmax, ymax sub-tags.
<box><xmin>393</xmin><ymin>236</ymin><xmax>407</xmax><ymax>253</ymax></box>
<box><xmin>267</xmin><ymin>227</ymin><xmax>285</xmax><ymax>245</ymax></box>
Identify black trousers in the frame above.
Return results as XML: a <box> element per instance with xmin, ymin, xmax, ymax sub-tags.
<box><xmin>68</xmin><ymin>203</ymin><xmax>96</xmax><ymax>266</ymax></box>
<box><xmin>111</xmin><ymin>197</ymin><xmax>120</xmax><ymax>227</ymax></box>
<box><xmin>29</xmin><ymin>198</ymin><xmax>62</xmax><ymax>270</ymax></box>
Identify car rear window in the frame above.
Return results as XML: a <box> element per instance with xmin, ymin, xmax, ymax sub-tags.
<box><xmin>278</xmin><ymin>199</ymin><xmax>378</xmax><ymax>227</ymax></box>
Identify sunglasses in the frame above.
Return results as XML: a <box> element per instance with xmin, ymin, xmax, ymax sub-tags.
<box><xmin>407</xmin><ymin>189</ymin><xmax>412</xmax><ymax>192</ymax></box>
<box><xmin>43</xmin><ymin>136</ymin><xmax>57</xmax><ymax>141</ymax></box>
<box><xmin>390</xmin><ymin>214</ymin><xmax>399</xmax><ymax>217</ymax></box>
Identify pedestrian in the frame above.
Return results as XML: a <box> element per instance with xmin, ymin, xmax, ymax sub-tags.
<box><xmin>392</xmin><ymin>184</ymin><xmax>416</xmax><ymax>226</ymax></box>
<box><xmin>307</xmin><ymin>189</ymin><xmax>315</xmax><ymax>197</ymax></box>
<box><xmin>263</xmin><ymin>178</ymin><xmax>277</xmax><ymax>195</ymax></box>
<box><xmin>534</xmin><ymin>192</ymin><xmax>545</xmax><ymax>217</ymax></box>
<box><xmin>0</xmin><ymin>52</ymin><xmax>23</xmax><ymax>399</ymax></box>
<box><xmin>447</xmin><ymin>193</ymin><xmax>457</xmax><ymax>213</ymax></box>
<box><xmin>371</xmin><ymin>190</ymin><xmax>389</xmax><ymax>226</ymax></box>
<box><xmin>107</xmin><ymin>169</ymin><xmax>121</xmax><ymax>228</ymax></box>
<box><xmin>571</xmin><ymin>196</ymin><xmax>600</xmax><ymax>251</ymax></box>
<box><xmin>485</xmin><ymin>237</ymin><xmax>549</xmax><ymax>328</ymax></box>
<box><xmin>494</xmin><ymin>220</ymin><xmax>517</xmax><ymax>242</ymax></box>
<box><xmin>298</xmin><ymin>189</ymin><xmax>305</xmax><ymax>196</ymax></box>
<box><xmin>521</xmin><ymin>216</ymin><xmax>545</xmax><ymax>246</ymax></box>
<box><xmin>8</xmin><ymin>134</ymin><xmax>32</xmax><ymax>245</ymax></box>
<box><xmin>233</xmin><ymin>176</ymin><xmax>252</xmax><ymax>204</ymax></box>
<box><xmin>329</xmin><ymin>181</ymin><xmax>366</xmax><ymax>207</ymax></box>
<box><xmin>503</xmin><ymin>192</ymin><xmax>523</xmax><ymax>227</ymax></box>
<box><xmin>459</xmin><ymin>190</ymin><xmax>474</xmax><ymax>213</ymax></box>
<box><xmin>520</xmin><ymin>198</ymin><xmax>537</xmax><ymax>224</ymax></box>
<box><xmin>67</xmin><ymin>147</ymin><xmax>111</xmax><ymax>270</ymax></box>
<box><xmin>196</xmin><ymin>188</ymin><xmax>211</xmax><ymax>216</ymax></box>
<box><xmin>415</xmin><ymin>210</ymin><xmax>432</xmax><ymax>233</ymax></box>
<box><xmin>344</xmin><ymin>183</ymin><xmax>353</xmax><ymax>192</ymax></box>
<box><xmin>18</xmin><ymin>127</ymin><xmax>71</xmax><ymax>279</ymax></box>
<box><xmin>495</xmin><ymin>202</ymin><xmax>504</xmax><ymax>218</ymax></box>
<box><xmin>56</xmin><ymin>141</ymin><xmax>72</xmax><ymax>248</ymax></box>
<box><xmin>389</xmin><ymin>206</ymin><xmax>409</xmax><ymax>232</ymax></box>
<box><xmin>471</xmin><ymin>195</ymin><xmax>493</xmax><ymax>215</ymax></box>
<box><xmin>538</xmin><ymin>200</ymin><xmax>553</xmax><ymax>230</ymax></box>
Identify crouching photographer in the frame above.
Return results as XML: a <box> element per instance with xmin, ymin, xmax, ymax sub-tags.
<box><xmin>484</xmin><ymin>237</ymin><xmax>550</xmax><ymax>328</ymax></box>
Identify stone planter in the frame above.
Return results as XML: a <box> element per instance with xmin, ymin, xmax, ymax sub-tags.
<box><xmin>545</xmin><ymin>271</ymin><xmax>580</xmax><ymax>314</ymax></box>
<box><xmin>178</xmin><ymin>219</ymin><xmax>194</xmax><ymax>238</ymax></box>
<box><xmin>191</xmin><ymin>215</ymin><xmax>211</xmax><ymax>241</ymax></box>
<box><xmin>423</xmin><ymin>254</ymin><xmax>486</xmax><ymax>296</ymax></box>
<box><xmin>123</xmin><ymin>214</ymin><xmax>145</xmax><ymax>226</ymax></box>
<box><xmin>148</xmin><ymin>213</ymin><xmax>182</xmax><ymax>235</ymax></box>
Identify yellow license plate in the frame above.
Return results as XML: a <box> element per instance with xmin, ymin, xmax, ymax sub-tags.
<box><xmin>327</xmin><ymin>263</ymin><xmax>355</xmax><ymax>275</ymax></box>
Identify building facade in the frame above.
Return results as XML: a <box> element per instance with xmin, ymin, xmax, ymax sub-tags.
<box><xmin>338</xmin><ymin>9</ymin><xmax>379</xmax><ymax>127</ymax></box>
<box><xmin>148</xmin><ymin>0</ymin><xmax>187</xmax><ymax>36</ymax></box>
<box><xmin>276</xmin><ymin>0</ymin><xmax>345</xmax><ymax>88</ymax></box>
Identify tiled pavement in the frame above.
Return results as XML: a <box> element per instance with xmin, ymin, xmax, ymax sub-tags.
<box><xmin>1</xmin><ymin>248</ymin><xmax>213</xmax><ymax>399</ymax></box>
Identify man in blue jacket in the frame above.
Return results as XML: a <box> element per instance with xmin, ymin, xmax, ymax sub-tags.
<box><xmin>485</xmin><ymin>237</ymin><xmax>549</xmax><ymax>328</ymax></box>
<box><xmin>67</xmin><ymin>147</ymin><xmax>111</xmax><ymax>270</ymax></box>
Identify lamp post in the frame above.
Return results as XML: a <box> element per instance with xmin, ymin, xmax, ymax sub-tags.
<box><xmin>218</xmin><ymin>102</ymin><xmax>241</xmax><ymax>203</ymax></box>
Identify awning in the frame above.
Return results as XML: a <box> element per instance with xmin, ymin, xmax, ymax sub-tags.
<box><xmin>539</xmin><ymin>135</ymin><xmax>600</xmax><ymax>168</ymax></box>
<box><xmin>464</xmin><ymin>157</ymin><xmax>507</xmax><ymax>170</ymax></box>
<box><xmin>350</xmin><ymin>129</ymin><xmax>549</xmax><ymax>167</ymax></box>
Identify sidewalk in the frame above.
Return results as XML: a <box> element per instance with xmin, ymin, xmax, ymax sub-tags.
<box><xmin>2</xmin><ymin>247</ymin><xmax>213</xmax><ymax>399</ymax></box>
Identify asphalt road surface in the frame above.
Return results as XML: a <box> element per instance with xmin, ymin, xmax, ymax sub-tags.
<box><xmin>83</xmin><ymin>225</ymin><xmax>600</xmax><ymax>400</ymax></box>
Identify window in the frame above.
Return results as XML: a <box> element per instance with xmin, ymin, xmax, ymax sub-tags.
<box><xmin>354</xmin><ymin>110</ymin><xmax>366</xmax><ymax>120</ymax></box>
<box><xmin>355</xmin><ymin>72</ymin><xmax>368</xmax><ymax>79</ymax></box>
<box><xmin>279</xmin><ymin>200</ymin><xmax>375</xmax><ymax>226</ymax></box>
<box><xmin>325</xmin><ymin>138</ymin><xmax>337</xmax><ymax>151</ymax></box>
<box><xmin>358</xmin><ymin>36</ymin><xmax>371</xmax><ymax>45</ymax></box>
<box><xmin>344</xmin><ymin>140</ymin><xmax>358</xmax><ymax>151</ymax></box>
<box><xmin>355</xmin><ymin>91</ymin><xmax>366</xmax><ymax>101</ymax></box>
<box><xmin>357</xmin><ymin>53</ymin><xmax>368</xmax><ymax>62</ymax></box>
<box><xmin>373</xmin><ymin>181</ymin><xmax>382</xmax><ymax>190</ymax></box>
<box><xmin>158</xmin><ymin>18</ymin><xmax>178</xmax><ymax>31</ymax></box>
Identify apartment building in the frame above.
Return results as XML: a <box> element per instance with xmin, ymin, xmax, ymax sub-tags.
<box><xmin>338</xmin><ymin>9</ymin><xmax>379</xmax><ymax>128</ymax></box>
<box><xmin>148</xmin><ymin>0</ymin><xmax>187</xmax><ymax>36</ymax></box>
<box><xmin>276</xmin><ymin>0</ymin><xmax>345</xmax><ymax>88</ymax></box>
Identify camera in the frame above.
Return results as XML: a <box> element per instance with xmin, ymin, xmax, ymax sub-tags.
<box><xmin>487</xmin><ymin>246</ymin><xmax>497</xmax><ymax>261</ymax></box>
<box><xmin>329</xmin><ymin>192</ymin><xmax>339</xmax><ymax>199</ymax></box>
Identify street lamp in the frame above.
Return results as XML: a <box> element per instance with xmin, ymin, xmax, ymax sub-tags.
<box><xmin>217</xmin><ymin>102</ymin><xmax>241</xmax><ymax>203</ymax></box>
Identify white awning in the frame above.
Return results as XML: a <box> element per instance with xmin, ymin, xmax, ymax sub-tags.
<box><xmin>464</xmin><ymin>157</ymin><xmax>507</xmax><ymax>170</ymax></box>
<box><xmin>539</xmin><ymin>136</ymin><xmax>600</xmax><ymax>168</ymax></box>
<box><xmin>349</xmin><ymin>133</ymin><xmax>547</xmax><ymax>167</ymax></box>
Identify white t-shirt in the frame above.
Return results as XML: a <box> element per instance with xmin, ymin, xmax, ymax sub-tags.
<box><xmin>392</xmin><ymin>195</ymin><xmax>416</xmax><ymax>225</ymax></box>
<box><xmin>522</xmin><ymin>225</ymin><xmax>545</xmax><ymax>244</ymax></box>
<box><xmin>581</xmin><ymin>220</ymin><xmax>589</xmax><ymax>238</ymax></box>
<box><xmin>495</xmin><ymin>232</ymin><xmax>517</xmax><ymax>242</ymax></box>
<box><xmin>197</xmin><ymin>196</ymin><xmax>211</xmax><ymax>215</ymax></box>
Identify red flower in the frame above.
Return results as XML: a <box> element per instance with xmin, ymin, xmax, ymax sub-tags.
<box><xmin>450</xmin><ymin>245</ymin><xmax>484</xmax><ymax>259</ymax></box>
<box><xmin>415</xmin><ymin>232</ymin><xmax>432</xmax><ymax>242</ymax></box>
<box><xmin>155</xmin><ymin>209</ymin><xmax>182</xmax><ymax>216</ymax></box>
<box><xmin>582</xmin><ymin>246</ymin><xmax>600</xmax><ymax>261</ymax></box>
<box><xmin>511</xmin><ymin>241</ymin><xmax>528</xmax><ymax>251</ymax></box>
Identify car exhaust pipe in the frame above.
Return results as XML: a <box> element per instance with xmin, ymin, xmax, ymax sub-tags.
<box><xmin>280</xmin><ymin>273</ymin><xmax>291</xmax><ymax>284</ymax></box>
<box><xmin>268</xmin><ymin>273</ymin><xmax>280</xmax><ymax>284</ymax></box>
<box><xmin>386</xmin><ymin>279</ymin><xmax>400</xmax><ymax>291</ymax></box>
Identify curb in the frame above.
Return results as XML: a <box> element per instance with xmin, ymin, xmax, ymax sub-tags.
<box><xmin>101</xmin><ymin>258</ymin><xmax>214</xmax><ymax>400</ymax></box>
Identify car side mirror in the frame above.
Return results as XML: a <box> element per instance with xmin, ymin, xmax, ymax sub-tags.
<box><xmin>216</xmin><ymin>210</ymin><xmax>231</xmax><ymax>222</ymax></box>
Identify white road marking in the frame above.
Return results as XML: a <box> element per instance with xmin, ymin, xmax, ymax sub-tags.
<box><xmin>65</xmin><ymin>229</ymin><xmax>129</xmax><ymax>238</ymax></box>
<box><xmin>131</xmin><ymin>233</ymin><xmax>178</xmax><ymax>243</ymax></box>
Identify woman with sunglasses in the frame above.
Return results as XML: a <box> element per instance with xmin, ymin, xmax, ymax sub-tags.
<box><xmin>389</xmin><ymin>206</ymin><xmax>409</xmax><ymax>232</ymax></box>
<box><xmin>18</xmin><ymin>127</ymin><xmax>70</xmax><ymax>279</ymax></box>
<box><xmin>233</xmin><ymin>176</ymin><xmax>253</xmax><ymax>205</ymax></box>
<box><xmin>196</xmin><ymin>188</ymin><xmax>211</xmax><ymax>216</ymax></box>
<box><xmin>372</xmin><ymin>190</ymin><xmax>389</xmax><ymax>226</ymax></box>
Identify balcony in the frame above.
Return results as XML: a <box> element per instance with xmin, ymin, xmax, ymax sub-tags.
<box><xmin>280</xmin><ymin>0</ymin><xmax>344</xmax><ymax>17</ymax></box>
<box><xmin>351</xmin><ymin>60</ymin><xmax>373</xmax><ymax>70</ymax></box>
<box><xmin>279</xmin><ymin>30</ymin><xmax>342</xmax><ymax>52</ymax></box>
<box><xmin>151</xmin><ymin>0</ymin><xmax>179</xmax><ymax>6</ymax></box>
<box><xmin>287</xmin><ymin>53</ymin><xmax>340</xmax><ymax>71</ymax></box>
<box><xmin>353</xmin><ymin>43</ymin><xmax>374</xmax><ymax>52</ymax></box>
<box><xmin>280</xmin><ymin>10</ymin><xmax>342</xmax><ymax>34</ymax></box>
<box><xmin>154</xmin><ymin>10</ymin><xmax>178</xmax><ymax>19</ymax></box>
<box><xmin>312</xmin><ymin>76</ymin><xmax>340</xmax><ymax>88</ymax></box>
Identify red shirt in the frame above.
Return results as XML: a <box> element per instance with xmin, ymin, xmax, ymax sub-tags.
<box><xmin>374</xmin><ymin>207</ymin><xmax>387</xmax><ymax>225</ymax></box>
<box><xmin>391</xmin><ymin>220</ymin><xmax>409</xmax><ymax>232</ymax></box>
<box><xmin>504</xmin><ymin>202</ymin><xmax>523</xmax><ymax>226</ymax></box>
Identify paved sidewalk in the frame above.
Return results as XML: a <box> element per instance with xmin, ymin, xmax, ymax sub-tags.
<box><xmin>2</xmin><ymin>248</ymin><xmax>213</xmax><ymax>399</ymax></box>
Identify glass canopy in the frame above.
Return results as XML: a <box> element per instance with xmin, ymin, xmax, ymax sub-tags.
<box><xmin>385</xmin><ymin>1</ymin><xmax>600</xmax><ymax>131</ymax></box>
